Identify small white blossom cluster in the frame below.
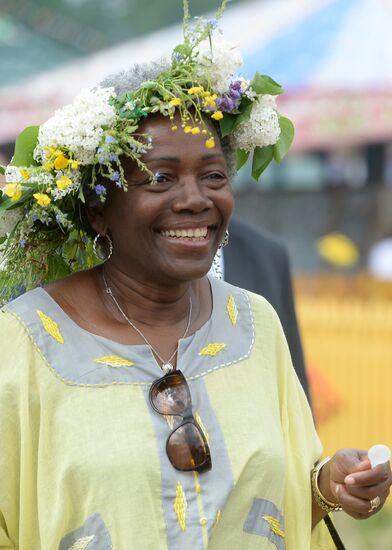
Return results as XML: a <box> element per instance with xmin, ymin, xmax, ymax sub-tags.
<box><xmin>233</xmin><ymin>95</ymin><xmax>281</xmax><ymax>152</ymax></box>
<box><xmin>0</xmin><ymin>208</ymin><xmax>23</xmax><ymax>238</ymax></box>
<box><xmin>34</xmin><ymin>87</ymin><xmax>117</xmax><ymax>165</ymax></box>
<box><xmin>194</xmin><ymin>39</ymin><xmax>243</xmax><ymax>94</ymax></box>
<box><xmin>4</xmin><ymin>166</ymin><xmax>25</xmax><ymax>183</ymax></box>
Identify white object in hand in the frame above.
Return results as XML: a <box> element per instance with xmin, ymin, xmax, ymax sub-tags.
<box><xmin>368</xmin><ymin>445</ymin><xmax>391</xmax><ymax>468</ymax></box>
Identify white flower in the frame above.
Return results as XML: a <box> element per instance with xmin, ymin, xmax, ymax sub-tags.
<box><xmin>0</xmin><ymin>208</ymin><xmax>23</xmax><ymax>238</ymax></box>
<box><xmin>34</xmin><ymin>87</ymin><xmax>117</xmax><ymax>165</ymax></box>
<box><xmin>233</xmin><ymin>95</ymin><xmax>281</xmax><ymax>152</ymax></box>
<box><xmin>5</xmin><ymin>166</ymin><xmax>25</xmax><ymax>183</ymax></box>
<box><xmin>194</xmin><ymin>39</ymin><xmax>243</xmax><ymax>94</ymax></box>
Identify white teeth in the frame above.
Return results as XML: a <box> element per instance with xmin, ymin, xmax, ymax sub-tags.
<box><xmin>160</xmin><ymin>227</ymin><xmax>208</xmax><ymax>239</ymax></box>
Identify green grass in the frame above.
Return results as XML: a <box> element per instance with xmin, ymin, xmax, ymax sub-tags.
<box><xmin>333</xmin><ymin>507</ymin><xmax>392</xmax><ymax>549</ymax></box>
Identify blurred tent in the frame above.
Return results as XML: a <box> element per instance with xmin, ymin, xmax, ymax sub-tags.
<box><xmin>1</xmin><ymin>0</ymin><xmax>392</xmax><ymax>151</ymax></box>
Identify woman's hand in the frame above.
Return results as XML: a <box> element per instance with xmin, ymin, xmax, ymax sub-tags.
<box><xmin>319</xmin><ymin>448</ymin><xmax>392</xmax><ymax>519</ymax></box>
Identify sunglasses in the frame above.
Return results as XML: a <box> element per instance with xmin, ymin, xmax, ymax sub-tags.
<box><xmin>149</xmin><ymin>370</ymin><xmax>212</xmax><ymax>473</ymax></box>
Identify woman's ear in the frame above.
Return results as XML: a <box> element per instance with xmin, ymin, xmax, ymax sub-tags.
<box><xmin>86</xmin><ymin>206</ymin><xmax>108</xmax><ymax>236</ymax></box>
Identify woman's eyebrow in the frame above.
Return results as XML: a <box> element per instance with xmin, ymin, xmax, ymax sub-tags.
<box><xmin>201</xmin><ymin>153</ymin><xmax>225</xmax><ymax>161</ymax></box>
<box><xmin>147</xmin><ymin>156</ymin><xmax>180</xmax><ymax>163</ymax></box>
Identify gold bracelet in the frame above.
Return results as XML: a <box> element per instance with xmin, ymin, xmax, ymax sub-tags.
<box><xmin>311</xmin><ymin>457</ymin><xmax>343</xmax><ymax>512</ymax></box>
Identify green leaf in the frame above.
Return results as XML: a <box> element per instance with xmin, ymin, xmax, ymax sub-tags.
<box><xmin>219</xmin><ymin>114</ymin><xmax>237</xmax><ymax>137</ymax></box>
<box><xmin>0</xmin><ymin>165</ymin><xmax>5</xmax><ymax>175</ymax></box>
<box><xmin>251</xmin><ymin>73</ymin><xmax>284</xmax><ymax>96</ymax></box>
<box><xmin>0</xmin><ymin>188</ymin><xmax>34</xmax><ymax>212</ymax></box>
<box><xmin>251</xmin><ymin>145</ymin><xmax>274</xmax><ymax>181</ymax></box>
<box><xmin>219</xmin><ymin>98</ymin><xmax>254</xmax><ymax>137</ymax></box>
<box><xmin>273</xmin><ymin>116</ymin><xmax>295</xmax><ymax>163</ymax></box>
<box><xmin>235</xmin><ymin>148</ymin><xmax>249</xmax><ymax>170</ymax></box>
<box><xmin>11</xmin><ymin>126</ymin><xmax>40</xmax><ymax>167</ymax></box>
<box><xmin>173</xmin><ymin>44</ymin><xmax>191</xmax><ymax>57</ymax></box>
<box><xmin>46</xmin><ymin>254</ymin><xmax>71</xmax><ymax>282</ymax></box>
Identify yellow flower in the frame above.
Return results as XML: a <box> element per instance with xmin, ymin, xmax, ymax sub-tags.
<box><xmin>54</xmin><ymin>154</ymin><xmax>69</xmax><ymax>170</ymax></box>
<box><xmin>203</xmin><ymin>94</ymin><xmax>217</xmax><ymax>109</ymax></box>
<box><xmin>171</xmin><ymin>125</ymin><xmax>178</xmax><ymax>131</ymax></box>
<box><xmin>188</xmin><ymin>86</ymin><xmax>204</xmax><ymax>95</ymax></box>
<box><xmin>184</xmin><ymin>125</ymin><xmax>192</xmax><ymax>134</ymax></box>
<box><xmin>205</xmin><ymin>137</ymin><xmax>215</xmax><ymax>149</ymax></box>
<box><xmin>69</xmin><ymin>160</ymin><xmax>80</xmax><ymax>170</ymax></box>
<box><xmin>169</xmin><ymin>98</ymin><xmax>181</xmax><ymax>107</ymax></box>
<box><xmin>211</xmin><ymin>111</ymin><xmax>223</xmax><ymax>121</ymax></box>
<box><xmin>191</xmin><ymin>127</ymin><xmax>201</xmax><ymax>135</ymax></box>
<box><xmin>19</xmin><ymin>168</ymin><xmax>30</xmax><ymax>179</ymax></box>
<box><xmin>45</xmin><ymin>146</ymin><xmax>61</xmax><ymax>158</ymax></box>
<box><xmin>33</xmin><ymin>193</ymin><xmax>51</xmax><ymax>207</ymax></box>
<box><xmin>4</xmin><ymin>183</ymin><xmax>22</xmax><ymax>202</ymax></box>
<box><xmin>43</xmin><ymin>162</ymin><xmax>54</xmax><ymax>171</ymax></box>
<box><xmin>56</xmin><ymin>175</ymin><xmax>73</xmax><ymax>190</ymax></box>
<box><xmin>202</xmin><ymin>129</ymin><xmax>208</xmax><ymax>134</ymax></box>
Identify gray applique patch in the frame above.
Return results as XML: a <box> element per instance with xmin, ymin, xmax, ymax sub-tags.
<box><xmin>59</xmin><ymin>513</ymin><xmax>112</xmax><ymax>550</ymax></box>
<box><xmin>243</xmin><ymin>498</ymin><xmax>285</xmax><ymax>550</ymax></box>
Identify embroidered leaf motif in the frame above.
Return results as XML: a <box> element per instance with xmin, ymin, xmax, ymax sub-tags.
<box><xmin>195</xmin><ymin>412</ymin><xmax>209</xmax><ymax>443</ymax></box>
<box><xmin>227</xmin><ymin>293</ymin><xmax>238</xmax><ymax>326</ymax></box>
<box><xmin>174</xmin><ymin>481</ymin><xmax>187</xmax><ymax>532</ymax></box>
<box><xmin>94</xmin><ymin>356</ymin><xmax>134</xmax><ymax>368</ymax></box>
<box><xmin>37</xmin><ymin>310</ymin><xmax>64</xmax><ymax>343</ymax></box>
<box><xmin>67</xmin><ymin>535</ymin><xmax>95</xmax><ymax>550</ymax></box>
<box><xmin>198</xmin><ymin>343</ymin><xmax>226</xmax><ymax>356</ymax></box>
<box><xmin>262</xmin><ymin>516</ymin><xmax>285</xmax><ymax>538</ymax></box>
<box><xmin>213</xmin><ymin>510</ymin><xmax>221</xmax><ymax>528</ymax></box>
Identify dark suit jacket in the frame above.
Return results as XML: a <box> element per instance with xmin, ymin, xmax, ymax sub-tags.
<box><xmin>224</xmin><ymin>217</ymin><xmax>310</xmax><ymax>402</ymax></box>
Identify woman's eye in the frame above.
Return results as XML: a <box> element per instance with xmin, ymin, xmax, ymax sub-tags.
<box><xmin>202</xmin><ymin>172</ymin><xmax>227</xmax><ymax>184</ymax></box>
<box><xmin>151</xmin><ymin>172</ymin><xmax>171</xmax><ymax>185</ymax></box>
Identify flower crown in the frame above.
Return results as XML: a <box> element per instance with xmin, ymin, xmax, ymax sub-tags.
<box><xmin>0</xmin><ymin>0</ymin><xmax>294</xmax><ymax>303</ymax></box>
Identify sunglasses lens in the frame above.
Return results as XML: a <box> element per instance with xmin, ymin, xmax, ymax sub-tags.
<box><xmin>150</xmin><ymin>373</ymin><xmax>191</xmax><ymax>415</ymax></box>
<box><xmin>167</xmin><ymin>422</ymin><xmax>211</xmax><ymax>471</ymax></box>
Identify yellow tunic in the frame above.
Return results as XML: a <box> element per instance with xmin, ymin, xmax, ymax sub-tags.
<box><xmin>0</xmin><ymin>279</ymin><xmax>334</xmax><ymax>549</ymax></box>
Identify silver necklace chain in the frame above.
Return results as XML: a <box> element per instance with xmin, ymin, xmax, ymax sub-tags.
<box><xmin>102</xmin><ymin>272</ymin><xmax>192</xmax><ymax>374</ymax></box>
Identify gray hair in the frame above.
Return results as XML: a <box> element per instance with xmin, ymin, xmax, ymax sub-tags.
<box><xmin>100</xmin><ymin>59</ymin><xmax>237</xmax><ymax>179</ymax></box>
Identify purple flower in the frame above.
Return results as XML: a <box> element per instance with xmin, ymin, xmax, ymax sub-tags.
<box><xmin>207</xmin><ymin>18</ymin><xmax>218</xmax><ymax>29</ymax></box>
<box><xmin>230</xmin><ymin>80</ymin><xmax>243</xmax><ymax>92</ymax></box>
<box><xmin>20</xmin><ymin>239</ymin><xmax>26</xmax><ymax>248</ymax></box>
<box><xmin>217</xmin><ymin>96</ymin><xmax>238</xmax><ymax>112</ymax></box>
<box><xmin>110</xmin><ymin>171</ymin><xmax>120</xmax><ymax>182</ymax></box>
<box><xmin>95</xmin><ymin>184</ymin><xmax>106</xmax><ymax>196</ymax></box>
<box><xmin>109</xmin><ymin>154</ymin><xmax>118</xmax><ymax>162</ymax></box>
<box><xmin>32</xmin><ymin>214</ymin><xmax>39</xmax><ymax>222</ymax></box>
<box><xmin>172</xmin><ymin>52</ymin><xmax>184</xmax><ymax>63</ymax></box>
<box><xmin>105</xmin><ymin>136</ymin><xmax>114</xmax><ymax>143</ymax></box>
<box><xmin>97</xmin><ymin>147</ymin><xmax>104</xmax><ymax>153</ymax></box>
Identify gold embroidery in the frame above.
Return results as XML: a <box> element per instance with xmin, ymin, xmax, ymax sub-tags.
<box><xmin>198</xmin><ymin>343</ymin><xmax>226</xmax><ymax>356</ymax></box>
<box><xmin>37</xmin><ymin>310</ymin><xmax>64</xmax><ymax>343</ymax></box>
<box><xmin>213</xmin><ymin>510</ymin><xmax>221</xmax><ymax>528</ymax></box>
<box><xmin>174</xmin><ymin>481</ymin><xmax>187</xmax><ymax>531</ymax></box>
<box><xmin>227</xmin><ymin>293</ymin><xmax>238</xmax><ymax>326</ymax></box>
<box><xmin>195</xmin><ymin>412</ymin><xmax>209</xmax><ymax>443</ymax></box>
<box><xmin>262</xmin><ymin>516</ymin><xmax>285</xmax><ymax>538</ymax></box>
<box><xmin>67</xmin><ymin>535</ymin><xmax>95</xmax><ymax>550</ymax></box>
<box><xmin>94</xmin><ymin>356</ymin><xmax>134</xmax><ymax>367</ymax></box>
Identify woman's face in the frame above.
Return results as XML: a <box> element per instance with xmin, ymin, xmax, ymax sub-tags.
<box><xmin>92</xmin><ymin>114</ymin><xmax>234</xmax><ymax>285</ymax></box>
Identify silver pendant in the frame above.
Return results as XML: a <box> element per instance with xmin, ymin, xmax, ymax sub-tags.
<box><xmin>162</xmin><ymin>362</ymin><xmax>174</xmax><ymax>374</ymax></box>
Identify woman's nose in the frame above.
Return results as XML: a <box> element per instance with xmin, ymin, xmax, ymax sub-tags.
<box><xmin>171</xmin><ymin>178</ymin><xmax>213</xmax><ymax>213</ymax></box>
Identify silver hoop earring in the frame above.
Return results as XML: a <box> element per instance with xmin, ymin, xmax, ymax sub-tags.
<box><xmin>93</xmin><ymin>233</ymin><xmax>113</xmax><ymax>262</ymax></box>
<box><xmin>219</xmin><ymin>229</ymin><xmax>229</xmax><ymax>248</ymax></box>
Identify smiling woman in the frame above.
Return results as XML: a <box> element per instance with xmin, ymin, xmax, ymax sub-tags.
<box><xmin>0</xmin><ymin>2</ymin><xmax>391</xmax><ymax>550</ymax></box>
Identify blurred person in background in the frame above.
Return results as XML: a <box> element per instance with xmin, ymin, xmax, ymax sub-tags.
<box><xmin>211</xmin><ymin>216</ymin><xmax>311</xmax><ymax>402</ymax></box>
<box><xmin>0</xmin><ymin>4</ymin><xmax>390</xmax><ymax>549</ymax></box>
